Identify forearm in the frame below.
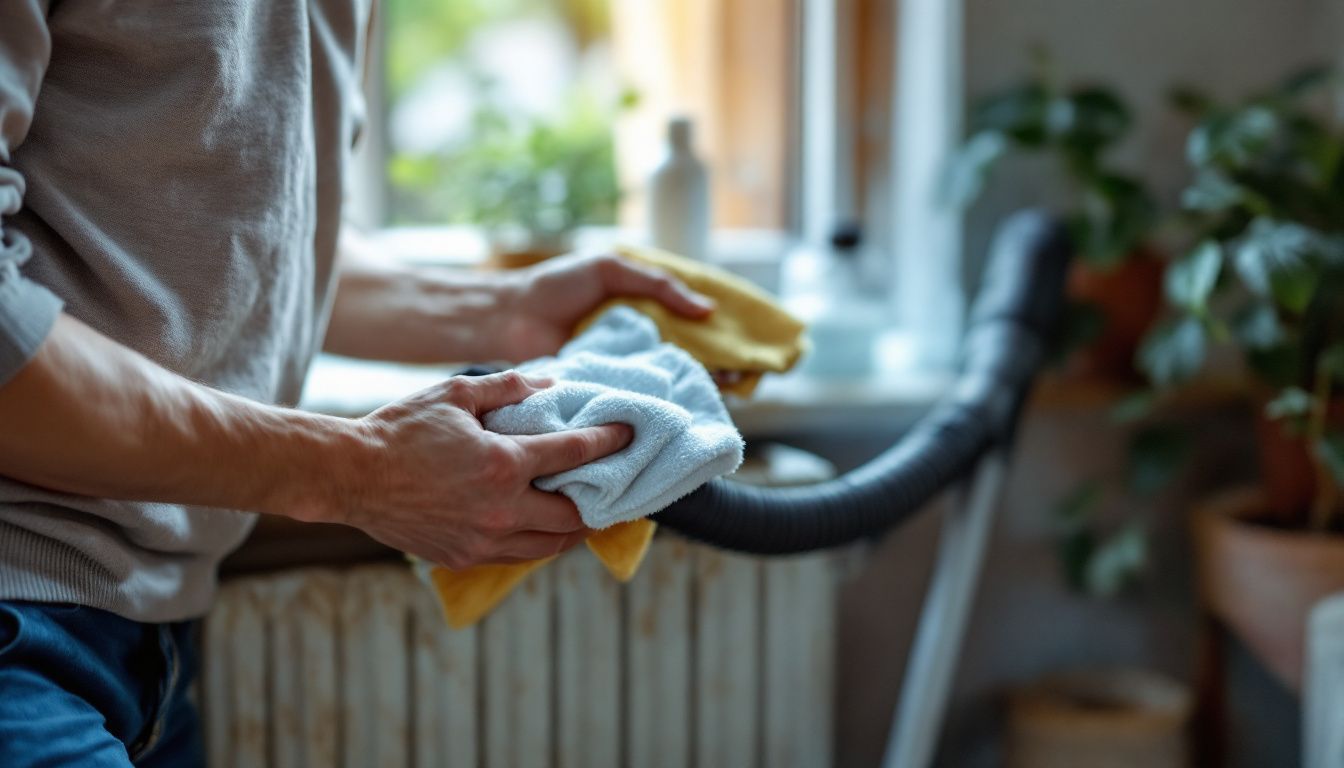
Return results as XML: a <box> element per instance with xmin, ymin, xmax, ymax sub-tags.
<box><xmin>324</xmin><ymin>228</ymin><xmax>519</xmax><ymax>363</ymax></box>
<box><xmin>0</xmin><ymin>314</ymin><xmax>371</xmax><ymax>521</ymax></box>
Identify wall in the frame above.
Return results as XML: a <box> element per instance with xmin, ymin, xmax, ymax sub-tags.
<box><xmin>798</xmin><ymin>400</ymin><xmax>1294</xmax><ymax>767</ymax></box>
<box><xmin>819</xmin><ymin>3</ymin><xmax>1341</xmax><ymax>765</ymax></box>
<box><xmin>961</xmin><ymin>0</ymin><xmax>1344</xmax><ymax>278</ymax></box>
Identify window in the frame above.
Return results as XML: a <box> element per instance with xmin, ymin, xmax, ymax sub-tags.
<box><xmin>352</xmin><ymin>0</ymin><xmax>966</xmax><ymax>367</ymax></box>
<box><xmin>357</xmin><ymin>0</ymin><xmax>797</xmax><ymax>235</ymax></box>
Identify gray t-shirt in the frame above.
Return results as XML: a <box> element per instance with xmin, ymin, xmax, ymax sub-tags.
<box><xmin>0</xmin><ymin>0</ymin><xmax>368</xmax><ymax>621</ymax></box>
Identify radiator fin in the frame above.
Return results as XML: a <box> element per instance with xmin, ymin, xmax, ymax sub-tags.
<box><xmin>202</xmin><ymin>541</ymin><xmax>834</xmax><ymax>767</ymax></box>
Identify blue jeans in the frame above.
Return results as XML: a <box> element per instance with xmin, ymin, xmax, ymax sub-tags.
<box><xmin>0</xmin><ymin>601</ymin><xmax>204</xmax><ymax>767</ymax></box>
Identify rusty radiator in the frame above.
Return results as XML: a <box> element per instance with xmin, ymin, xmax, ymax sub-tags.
<box><xmin>201</xmin><ymin>540</ymin><xmax>836</xmax><ymax>768</ymax></box>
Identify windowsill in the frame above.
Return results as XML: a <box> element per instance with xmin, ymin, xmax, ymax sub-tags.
<box><xmin>371</xmin><ymin>225</ymin><xmax>796</xmax><ymax>292</ymax></box>
<box><xmin>316</xmin><ymin>225</ymin><xmax>950</xmax><ymax>435</ymax></box>
<box><xmin>300</xmin><ymin>329</ymin><xmax>949</xmax><ymax>438</ymax></box>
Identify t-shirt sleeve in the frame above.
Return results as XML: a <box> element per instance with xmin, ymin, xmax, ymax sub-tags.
<box><xmin>0</xmin><ymin>0</ymin><xmax>60</xmax><ymax>388</ymax></box>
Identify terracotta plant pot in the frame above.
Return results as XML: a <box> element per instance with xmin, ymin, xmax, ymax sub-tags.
<box><xmin>1253</xmin><ymin>397</ymin><xmax>1344</xmax><ymax>524</ymax></box>
<box><xmin>1006</xmin><ymin>668</ymin><xmax>1191</xmax><ymax>768</ymax></box>
<box><xmin>1254</xmin><ymin>409</ymin><xmax>1317</xmax><ymax>523</ymax></box>
<box><xmin>1066</xmin><ymin>248</ymin><xmax>1165</xmax><ymax>381</ymax></box>
<box><xmin>1192</xmin><ymin>486</ymin><xmax>1344</xmax><ymax>691</ymax></box>
<box><xmin>486</xmin><ymin>235</ymin><xmax>573</xmax><ymax>270</ymax></box>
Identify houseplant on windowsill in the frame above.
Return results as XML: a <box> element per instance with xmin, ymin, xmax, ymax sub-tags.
<box><xmin>947</xmin><ymin>51</ymin><xmax>1163</xmax><ymax>381</ymax></box>
<box><xmin>1136</xmin><ymin>65</ymin><xmax>1344</xmax><ymax>689</ymax></box>
<box><xmin>407</xmin><ymin>91</ymin><xmax>628</xmax><ymax>269</ymax></box>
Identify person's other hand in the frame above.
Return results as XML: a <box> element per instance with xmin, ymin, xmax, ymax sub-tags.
<box><xmin>494</xmin><ymin>252</ymin><xmax>714</xmax><ymax>361</ymax></box>
<box><xmin>326</xmin><ymin>371</ymin><xmax>632</xmax><ymax>569</ymax></box>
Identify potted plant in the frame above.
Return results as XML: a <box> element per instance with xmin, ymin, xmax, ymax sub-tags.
<box><xmin>1136</xmin><ymin>65</ymin><xmax>1344</xmax><ymax>689</ymax></box>
<box><xmin>947</xmin><ymin>50</ymin><xmax>1164</xmax><ymax>380</ymax></box>
<box><xmin>397</xmin><ymin>90</ymin><xmax>627</xmax><ymax>269</ymax></box>
<box><xmin>1006</xmin><ymin>668</ymin><xmax>1191</xmax><ymax>768</ymax></box>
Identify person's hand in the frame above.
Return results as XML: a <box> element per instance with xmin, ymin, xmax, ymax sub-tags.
<box><xmin>322</xmin><ymin>371</ymin><xmax>633</xmax><ymax>569</ymax></box>
<box><xmin>493</xmin><ymin>252</ymin><xmax>715</xmax><ymax>361</ymax></box>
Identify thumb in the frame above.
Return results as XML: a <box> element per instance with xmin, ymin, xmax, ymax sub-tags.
<box><xmin>452</xmin><ymin>371</ymin><xmax>552</xmax><ymax>416</ymax></box>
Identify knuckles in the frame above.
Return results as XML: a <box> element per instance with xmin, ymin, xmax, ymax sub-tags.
<box><xmin>594</xmin><ymin>253</ymin><xmax>626</xmax><ymax>282</ymax></box>
<box><xmin>478</xmin><ymin>439</ymin><xmax>525</xmax><ymax>488</ymax></box>
<box><xmin>557</xmin><ymin>433</ymin><xmax>594</xmax><ymax>468</ymax></box>
<box><xmin>444</xmin><ymin>371</ymin><xmax>529</xmax><ymax>408</ymax></box>
<box><xmin>438</xmin><ymin>377</ymin><xmax>471</xmax><ymax>404</ymax></box>
<box><xmin>494</xmin><ymin>370</ymin><xmax>527</xmax><ymax>392</ymax></box>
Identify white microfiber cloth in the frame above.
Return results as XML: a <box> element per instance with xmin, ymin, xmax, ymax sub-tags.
<box><xmin>482</xmin><ymin>306</ymin><xmax>744</xmax><ymax>529</ymax></box>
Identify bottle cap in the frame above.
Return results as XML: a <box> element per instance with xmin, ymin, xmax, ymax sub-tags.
<box><xmin>829</xmin><ymin>220</ymin><xmax>863</xmax><ymax>253</ymax></box>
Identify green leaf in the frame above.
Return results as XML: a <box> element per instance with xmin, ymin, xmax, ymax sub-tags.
<box><xmin>1181</xmin><ymin>170</ymin><xmax>1248</xmax><ymax>213</ymax></box>
<box><xmin>1164</xmin><ymin>241</ymin><xmax>1222</xmax><ymax>311</ymax></box>
<box><xmin>1110</xmin><ymin>390</ymin><xmax>1158</xmax><ymax>424</ymax></box>
<box><xmin>1232</xmin><ymin>218</ymin><xmax>1318</xmax><ymax>297</ymax></box>
<box><xmin>1187</xmin><ymin>107</ymin><xmax>1278</xmax><ymax>170</ymax></box>
<box><xmin>1317</xmin><ymin>434</ymin><xmax>1344</xmax><ymax>488</ymax></box>
<box><xmin>1281</xmin><ymin>114</ymin><xmax>1344</xmax><ymax>188</ymax></box>
<box><xmin>1270</xmin><ymin>263</ymin><xmax>1318</xmax><ymax>314</ymax></box>
<box><xmin>1265</xmin><ymin>386</ymin><xmax>1313</xmax><ymax>420</ymax></box>
<box><xmin>1139</xmin><ymin>317</ymin><xmax>1208</xmax><ymax>387</ymax></box>
<box><xmin>1053</xmin><ymin>480</ymin><xmax>1105</xmax><ymax>528</ymax></box>
<box><xmin>1319</xmin><ymin>343</ymin><xmax>1344</xmax><ymax>383</ymax></box>
<box><xmin>1232</xmin><ymin>302</ymin><xmax>1285</xmax><ymax>349</ymax></box>
<box><xmin>1084</xmin><ymin>523</ymin><xmax>1148</xmax><ymax>598</ymax></box>
<box><xmin>408</xmin><ymin>85</ymin><xmax>624</xmax><ymax>233</ymax></box>
<box><xmin>1127</xmin><ymin>426</ymin><xmax>1190</xmax><ymax>495</ymax></box>
<box><xmin>1279</xmin><ymin>64</ymin><xmax>1340</xmax><ymax>98</ymax></box>
<box><xmin>1246</xmin><ymin>343</ymin><xmax>1305</xmax><ymax>389</ymax></box>
<box><xmin>1320</xmin><ymin>235</ymin><xmax>1344</xmax><ymax>267</ymax></box>
<box><xmin>1074</xmin><ymin>173</ymin><xmax>1157</xmax><ymax>266</ymax></box>
<box><xmin>970</xmin><ymin>83</ymin><xmax>1051</xmax><ymax>145</ymax></box>
<box><xmin>1055</xmin><ymin>87</ymin><xmax>1131</xmax><ymax>155</ymax></box>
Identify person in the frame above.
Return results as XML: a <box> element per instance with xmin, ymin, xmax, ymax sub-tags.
<box><xmin>0</xmin><ymin>1</ymin><xmax>714</xmax><ymax>764</ymax></box>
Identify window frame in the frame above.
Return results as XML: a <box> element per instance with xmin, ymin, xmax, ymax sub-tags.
<box><xmin>349</xmin><ymin>0</ymin><xmax>968</xmax><ymax>369</ymax></box>
<box><xmin>351</xmin><ymin>0</ymin><xmax>825</xmax><ymax>249</ymax></box>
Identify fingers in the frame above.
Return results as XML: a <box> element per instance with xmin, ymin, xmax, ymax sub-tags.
<box><xmin>415</xmin><ymin>494</ymin><xmax>585</xmax><ymax>568</ymax></box>
<box><xmin>488</xmin><ymin>529</ymin><xmax>590</xmax><ymax>563</ymax></box>
<box><xmin>599</xmin><ymin>256</ymin><xmax>715</xmax><ymax>318</ymax></box>
<box><xmin>513</xmin><ymin>423</ymin><xmax>633</xmax><ymax>477</ymax></box>
<box><xmin>416</xmin><ymin>528</ymin><xmax>586</xmax><ymax>570</ymax></box>
<box><xmin>446</xmin><ymin>371</ymin><xmax>552</xmax><ymax>415</ymax></box>
<box><xmin>510</xmin><ymin>490</ymin><xmax>587</xmax><ymax>534</ymax></box>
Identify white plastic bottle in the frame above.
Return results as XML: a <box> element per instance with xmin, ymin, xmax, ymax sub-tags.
<box><xmin>648</xmin><ymin>117</ymin><xmax>710</xmax><ymax>260</ymax></box>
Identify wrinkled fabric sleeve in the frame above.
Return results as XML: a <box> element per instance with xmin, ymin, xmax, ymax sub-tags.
<box><xmin>0</xmin><ymin>0</ymin><xmax>60</xmax><ymax>388</ymax></box>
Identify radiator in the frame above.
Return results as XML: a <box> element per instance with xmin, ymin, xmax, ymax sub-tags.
<box><xmin>202</xmin><ymin>539</ymin><xmax>835</xmax><ymax>768</ymax></box>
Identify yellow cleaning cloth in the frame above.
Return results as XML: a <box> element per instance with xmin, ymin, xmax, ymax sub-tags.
<box><xmin>427</xmin><ymin>246</ymin><xmax>806</xmax><ymax>628</ymax></box>
<box><xmin>580</xmin><ymin>245</ymin><xmax>809</xmax><ymax>397</ymax></box>
<box><xmin>429</xmin><ymin>520</ymin><xmax>655</xmax><ymax>629</ymax></box>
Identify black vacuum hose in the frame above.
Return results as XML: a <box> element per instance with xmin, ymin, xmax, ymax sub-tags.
<box><xmin>651</xmin><ymin>210</ymin><xmax>1071</xmax><ymax>554</ymax></box>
